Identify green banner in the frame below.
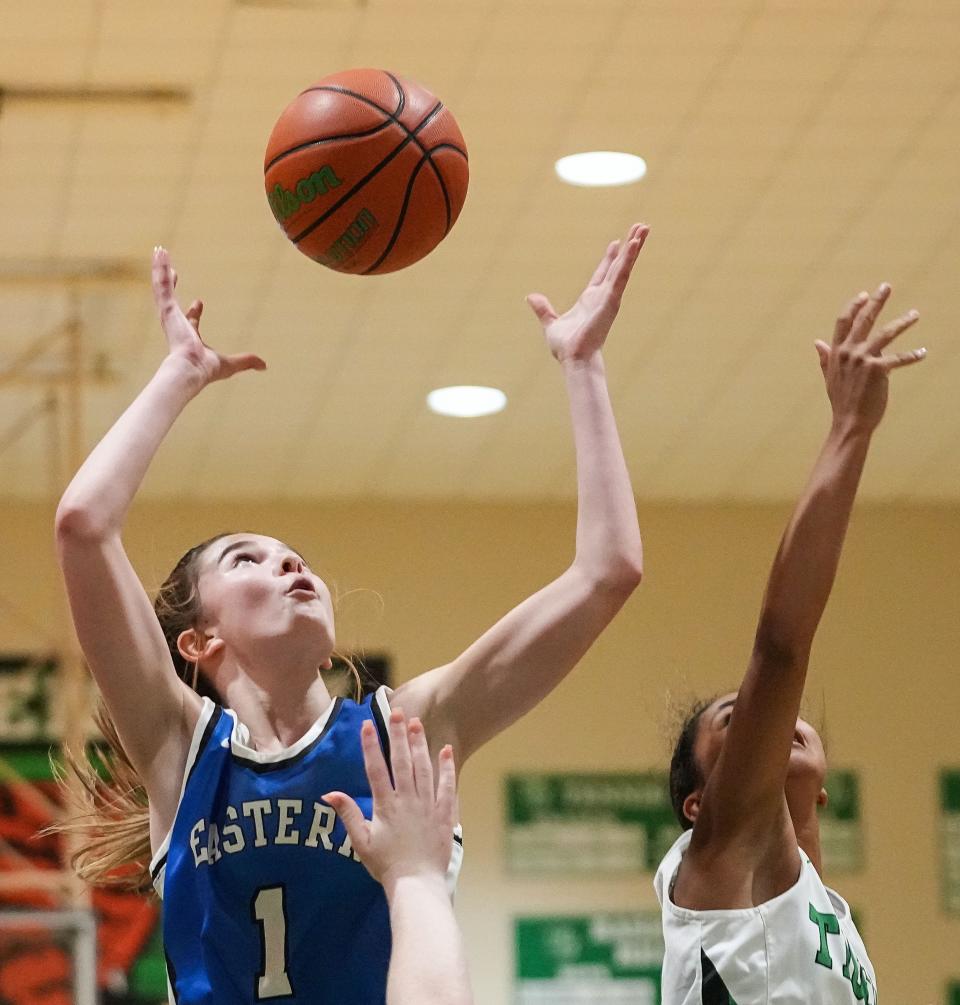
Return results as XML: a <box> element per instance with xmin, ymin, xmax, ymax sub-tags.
<box><xmin>515</xmin><ymin>913</ymin><xmax>661</xmax><ymax>1004</ymax></box>
<box><xmin>0</xmin><ymin>655</ymin><xmax>57</xmax><ymax>741</ymax></box>
<box><xmin>505</xmin><ymin>773</ymin><xmax>679</xmax><ymax>874</ymax></box>
<box><xmin>820</xmin><ymin>770</ymin><xmax>863</xmax><ymax>873</ymax></box>
<box><xmin>941</xmin><ymin>770</ymin><xmax>960</xmax><ymax>916</ymax></box>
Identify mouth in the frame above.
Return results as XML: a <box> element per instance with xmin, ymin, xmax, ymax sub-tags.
<box><xmin>286</xmin><ymin>576</ymin><xmax>316</xmax><ymax>597</ymax></box>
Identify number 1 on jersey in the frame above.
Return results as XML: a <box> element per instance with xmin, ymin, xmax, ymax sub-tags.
<box><xmin>253</xmin><ymin>885</ymin><xmax>293</xmax><ymax>999</ymax></box>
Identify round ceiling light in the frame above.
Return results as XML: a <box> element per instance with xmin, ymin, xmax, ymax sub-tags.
<box><xmin>554</xmin><ymin>151</ymin><xmax>647</xmax><ymax>187</ymax></box>
<box><xmin>426</xmin><ymin>385</ymin><xmax>507</xmax><ymax>418</ymax></box>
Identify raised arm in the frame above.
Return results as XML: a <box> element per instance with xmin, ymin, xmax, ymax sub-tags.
<box><xmin>54</xmin><ymin>249</ymin><xmax>264</xmax><ymax>835</ymax></box>
<box><xmin>325</xmin><ymin>713</ymin><xmax>473</xmax><ymax>1005</ymax></box>
<box><xmin>691</xmin><ymin>285</ymin><xmax>925</xmax><ymax>865</ymax></box>
<box><xmin>394</xmin><ymin>225</ymin><xmax>647</xmax><ymax>762</ymax></box>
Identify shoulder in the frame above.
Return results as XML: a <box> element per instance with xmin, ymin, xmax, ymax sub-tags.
<box><xmin>653</xmin><ymin>828</ymin><xmax>691</xmax><ymax>909</ymax></box>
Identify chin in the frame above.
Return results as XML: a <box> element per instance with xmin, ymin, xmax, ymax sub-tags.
<box><xmin>787</xmin><ymin>748</ymin><xmax>827</xmax><ymax>786</ymax></box>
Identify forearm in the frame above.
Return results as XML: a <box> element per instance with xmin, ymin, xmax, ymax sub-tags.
<box><xmin>56</xmin><ymin>356</ymin><xmax>203</xmax><ymax>537</ymax></box>
<box><xmin>385</xmin><ymin>874</ymin><xmax>473</xmax><ymax>1005</ymax></box>
<box><xmin>757</xmin><ymin>419</ymin><xmax>872</xmax><ymax>654</ymax></box>
<box><xmin>563</xmin><ymin>354</ymin><xmax>643</xmax><ymax>587</ymax></box>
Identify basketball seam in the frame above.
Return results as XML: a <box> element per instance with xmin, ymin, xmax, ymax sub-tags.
<box><xmin>420</xmin><ymin>142</ymin><xmax>469</xmax><ymax>237</ymax></box>
<box><xmin>296</xmin><ymin>78</ymin><xmax>405</xmax><ymax>126</ymax></box>
<box><xmin>269</xmin><ymin>74</ymin><xmax>404</xmax><ymax>173</ymax></box>
<box><xmin>291</xmin><ymin>82</ymin><xmax>446</xmax><ymax>165</ymax></box>
<box><xmin>361</xmin><ymin>155</ymin><xmax>433</xmax><ymax>274</ymax></box>
<box><xmin>361</xmin><ymin>143</ymin><xmax>461</xmax><ymax>273</ymax></box>
<box><xmin>291</xmin><ymin>101</ymin><xmax>444</xmax><ymax>246</ymax></box>
<box><xmin>383</xmin><ymin>70</ymin><xmax>461</xmax><ymax>166</ymax></box>
<box><xmin>264</xmin><ymin>119</ymin><xmax>397</xmax><ymax>174</ymax></box>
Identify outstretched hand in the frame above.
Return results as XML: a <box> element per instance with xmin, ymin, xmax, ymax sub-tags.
<box><xmin>527</xmin><ymin>223</ymin><xmax>649</xmax><ymax>362</ymax></box>
<box><xmin>815</xmin><ymin>283</ymin><xmax>926</xmax><ymax>433</ymax></box>
<box><xmin>324</xmin><ymin>711</ymin><xmax>457</xmax><ymax>895</ymax></box>
<box><xmin>152</xmin><ymin>246</ymin><xmax>266</xmax><ymax>385</ymax></box>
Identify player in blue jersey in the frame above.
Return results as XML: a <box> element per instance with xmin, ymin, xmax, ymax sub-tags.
<box><xmin>55</xmin><ymin>225</ymin><xmax>647</xmax><ymax>1004</ymax></box>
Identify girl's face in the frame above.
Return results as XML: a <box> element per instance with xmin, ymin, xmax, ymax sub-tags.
<box><xmin>194</xmin><ymin>533</ymin><xmax>335</xmax><ymax>663</ymax></box>
<box><xmin>694</xmin><ymin>690</ymin><xmax>828</xmax><ymax>792</ymax></box>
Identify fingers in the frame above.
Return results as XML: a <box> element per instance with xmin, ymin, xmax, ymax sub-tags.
<box><xmin>814</xmin><ymin>340</ymin><xmax>830</xmax><ymax>374</ymax></box>
<box><xmin>387</xmin><ymin>709</ymin><xmax>414</xmax><ymax>796</ymax></box>
<box><xmin>869</xmin><ymin>309</ymin><xmax>920</xmax><ymax>355</ymax></box>
<box><xmin>606</xmin><ymin>224</ymin><xmax>649</xmax><ymax>295</ymax></box>
<box><xmin>589</xmin><ymin>224</ymin><xmax>649</xmax><ymax>288</ymax></box>
<box><xmin>884</xmin><ymin>346</ymin><xmax>927</xmax><ymax>370</ymax></box>
<box><xmin>358</xmin><ymin>720</ymin><xmax>392</xmax><ymax>807</ymax></box>
<box><xmin>186</xmin><ymin>299</ymin><xmax>204</xmax><ymax>333</ymax></box>
<box><xmin>322</xmin><ymin>791</ymin><xmax>369</xmax><ymax>853</ymax></box>
<box><xmin>830</xmin><ymin>286</ymin><xmax>926</xmax><ymax>370</ymax></box>
<box><xmin>833</xmin><ymin>291</ymin><xmax>868</xmax><ymax>346</ymax></box>
<box><xmin>435</xmin><ymin>744</ymin><xmax>457</xmax><ymax>828</ymax></box>
<box><xmin>151</xmin><ymin>246</ymin><xmax>176</xmax><ymax>310</ymax></box>
<box><xmin>220</xmin><ymin>353</ymin><xmax>267</xmax><ymax>377</ymax></box>
<box><xmin>849</xmin><ymin>283</ymin><xmax>891</xmax><ymax>343</ymax></box>
<box><xmin>526</xmin><ymin>294</ymin><xmax>557</xmax><ymax>326</ymax></box>
<box><xmin>588</xmin><ymin>241</ymin><xmax>620</xmax><ymax>287</ymax></box>
<box><xmin>407</xmin><ymin>718</ymin><xmax>434</xmax><ymax>799</ymax></box>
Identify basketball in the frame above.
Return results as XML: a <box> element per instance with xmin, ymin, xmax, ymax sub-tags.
<box><xmin>264</xmin><ymin>68</ymin><xmax>469</xmax><ymax>275</ymax></box>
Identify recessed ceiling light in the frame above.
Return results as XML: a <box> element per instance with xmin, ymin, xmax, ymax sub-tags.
<box><xmin>554</xmin><ymin>151</ymin><xmax>647</xmax><ymax>187</ymax></box>
<box><xmin>427</xmin><ymin>385</ymin><xmax>507</xmax><ymax>418</ymax></box>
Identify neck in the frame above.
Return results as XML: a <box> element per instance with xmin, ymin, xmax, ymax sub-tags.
<box><xmin>217</xmin><ymin>659</ymin><xmax>335</xmax><ymax>752</ymax></box>
<box><xmin>788</xmin><ymin>790</ymin><xmax>823</xmax><ymax>875</ymax></box>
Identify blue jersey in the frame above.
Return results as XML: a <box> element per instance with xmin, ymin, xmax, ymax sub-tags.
<box><xmin>149</xmin><ymin>687</ymin><xmax>463</xmax><ymax>1005</ymax></box>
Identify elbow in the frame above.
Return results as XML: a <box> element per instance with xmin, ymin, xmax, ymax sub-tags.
<box><xmin>583</xmin><ymin>553</ymin><xmax>643</xmax><ymax>597</ymax></box>
<box><xmin>751</xmin><ymin>618</ymin><xmax>809</xmax><ymax>672</ymax></box>
<box><xmin>614</xmin><ymin>555</ymin><xmax>644</xmax><ymax>593</ymax></box>
<box><xmin>611</xmin><ymin>542</ymin><xmax>644</xmax><ymax>593</ymax></box>
<box><xmin>54</xmin><ymin>501</ymin><xmax>112</xmax><ymax>545</ymax></box>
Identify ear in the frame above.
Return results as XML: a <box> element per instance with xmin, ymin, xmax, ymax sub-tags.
<box><xmin>682</xmin><ymin>789</ymin><xmax>702</xmax><ymax>827</ymax></box>
<box><xmin>321</xmin><ymin>656</ymin><xmax>333</xmax><ymax>671</ymax></box>
<box><xmin>817</xmin><ymin>786</ymin><xmax>829</xmax><ymax>809</ymax></box>
<box><xmin>177</xmin><ymin>628</ymin><xmax>224</xmax><ymax>666</ymax></box>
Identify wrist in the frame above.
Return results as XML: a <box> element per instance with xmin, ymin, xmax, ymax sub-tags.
<box><xmin>157</xmin><ymin>353</ymin><xmax>208</xmax><ymax>397</ymax></box>
<box><xmin>828</xmin><ymin>415</ymin><xmax>876</xmax><ymax>442</ymax></box>
<box><xmin>382</xmin><ymin>869</ymin><xmax>449</xmax><ymax>904</ymax></box>
<box><xmin>560</xmin><ymin>351</ymin><xmax>605</xmax><ymax>375</ymax></box>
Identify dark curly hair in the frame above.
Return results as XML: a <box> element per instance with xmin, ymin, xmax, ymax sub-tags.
<box><xmin>668</xmin><ymin>696</ymin><xmax>717</xmax><ymax>830</ymax></box>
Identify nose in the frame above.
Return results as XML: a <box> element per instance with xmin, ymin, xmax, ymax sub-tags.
<box><xmin>280</xmin><ymin>553</ymin><xmax>303</xmax><ymax>575</ymax></box>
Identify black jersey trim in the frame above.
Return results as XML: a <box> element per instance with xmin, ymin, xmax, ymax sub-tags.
<box><xmin>149</xmin><ymin>702</ymin><xmax>223</xmax><ymax>883</ymax></box>
<box><xmin>229</xmin><ymin>698</ymin><xmax>344</xmax><ymax>773</ymax></box>
<box><xmin>371</xmin><ymin>686</ymin><xmax>393</xmax><ymax>786</ymax></box>
<box><xmin>701</xmin><ymin>948</ymin><xmax>737</xmax><ymax>1004</ymax></box>
<box><xmin>371</xmin><ymin>687</ymin><xmax>391</xmax><ymax>755</ymax></box>
<box><xmin>187</xmin><ymin>704</ymin><xmax>223</xmax><ymax>786</ymax></box>
<box><xmin>165</xmin><ymin>950</ymin><xmax>181</xmax><ymax>1004</ymax></box>
<box><xmin>453</xmin><ymin>832</ymin><xmax>463</xmax><ymax>847</ymax></box>
<box><xmin>150</xmin><ymin>850</ymin><xmax>168</xmax><ymax>882</ymax></box>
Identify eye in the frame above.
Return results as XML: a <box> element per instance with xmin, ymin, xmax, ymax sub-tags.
<box><xmin>233</xmin><ymin>552</ymin><xmax>257</xmax><ymax>566</ymax></box>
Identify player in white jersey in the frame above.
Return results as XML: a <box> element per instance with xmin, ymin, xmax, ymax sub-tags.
<box><xmin>654</xmin><ymin>284</ymin><xmax>927</xmax><ymax>1004</ymax></box>
<box><xmin>326</xmin><ymin>709</ymin><xmax>474</xmax><ymax>1005</ymax></box>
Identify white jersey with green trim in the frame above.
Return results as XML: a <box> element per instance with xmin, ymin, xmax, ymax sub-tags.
<box><xmin>654</xmin><ymin>829</ymin><xmax>877</xmax><ymax>1005</ymax></box>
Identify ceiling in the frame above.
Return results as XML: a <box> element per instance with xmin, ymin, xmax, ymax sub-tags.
<box><xmin>1</xmin><ymin>0</ymin><xmax>958</xmax><ymax>503</ymax></box>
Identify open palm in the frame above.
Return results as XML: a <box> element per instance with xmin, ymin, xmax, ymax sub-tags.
<box><xmin>527</xmin><ymin>223</ymin><xmax>649</xmax><ymax>362</ymax></box>
<box><xmin>151</xmin><ymin>246</ymin><xmax>265</xmax><ymax>385</ymax></box>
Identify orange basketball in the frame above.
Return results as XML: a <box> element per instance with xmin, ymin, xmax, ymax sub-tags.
<box><xmin>264</xmin><ymin>68</ymin><xmax>469</xmax><ymax>275</ymax></box>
